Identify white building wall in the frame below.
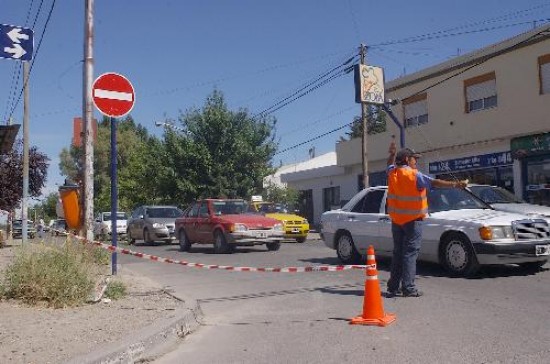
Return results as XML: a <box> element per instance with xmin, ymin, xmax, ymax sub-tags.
<box><xmin>277</xmin><ymin>25</ymin><xmax>550</xmax><ymax>224</ymax></box>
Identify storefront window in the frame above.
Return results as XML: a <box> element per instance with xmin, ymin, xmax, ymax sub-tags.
<box><xmin>436</xmin><ymin>166</ymin><xmax>514</xmax><ymax>193</ymax></box>
<box><xmin>525</xmin><ymin>156</ymin><xmax>550</xmax><ymax>206</ymax></box>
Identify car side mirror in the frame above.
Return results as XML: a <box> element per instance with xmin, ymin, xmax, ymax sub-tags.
<box><xmin>138</xmin><ymin>215</ymin><xmax>144</xmax><ymax>219</ymax></box>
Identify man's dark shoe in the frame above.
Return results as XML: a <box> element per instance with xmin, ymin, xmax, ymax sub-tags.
<box><xmin>402</xmin><ymin>290</ymin><xmax>423</xmax><ymax>297</ymax></box>
<box><xmin>386</xmin><ymin>289</ymin><xmax>401</xmax><ymax>298</ymax></box>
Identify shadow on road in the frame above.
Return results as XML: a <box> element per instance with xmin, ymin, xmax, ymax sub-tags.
<box><xmin>300</xmin><ymin>256</ymin><xmax>548</xmax><ymax>279</ymax></box>
<box><xmin>198</xmin><ymin>282</ymin><xmax>365</xmax><ymax>303</ymax></box>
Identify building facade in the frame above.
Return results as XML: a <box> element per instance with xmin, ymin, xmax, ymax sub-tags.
<box><xmin>280</xmin><ymin>25</ymin><xmax>550</xmax><ymax>226</ymax></box>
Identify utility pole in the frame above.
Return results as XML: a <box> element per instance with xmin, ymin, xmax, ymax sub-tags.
<box><xmin>83</xmin><ymin>0</ymin><xmax>94</xmax><ymax>242</ymax></box>
<box><xmin>360</xmin><ymin>44</ymin><xmax>369</xmax><ymax>189</ymax></box>
<box><xmin>22</xmin><ymin>61</ymin><xmax>30</xmax><ymax>244</ymax></box>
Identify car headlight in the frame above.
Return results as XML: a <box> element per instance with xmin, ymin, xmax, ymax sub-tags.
<box><xmin>302</xmin><ymin>219</ymin><xmax>308</xmax><ymax>224</ymax></box>
<box><xmin>231</xmin><ymin>223</ymin><xmax>248</xmax><ymax>232</ymax></box>
<box><xmin>479</xmin><ymin>226</ymin><xmax>514</xmax><ymax>240</ymax></box>
<box><xmin>152</xmin><ymin>222</ymin><xmax>166</xmax><ymax>228</ymax></box>
<box><xmin>273</xmin><ymin>223</ymin><xmax>283</xmax><ymax>232</ymax></box>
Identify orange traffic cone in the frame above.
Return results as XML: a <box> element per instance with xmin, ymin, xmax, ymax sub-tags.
<box><xmin>350</xmin><ymin>245</ymin><xmax>396</xmax><ymax>327</ymax></box>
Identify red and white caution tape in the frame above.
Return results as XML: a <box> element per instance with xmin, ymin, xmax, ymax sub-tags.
<box><xmin>60</xmin><ymin>230</ymin><xmax>371</xmax><ymax>273</ymax></box>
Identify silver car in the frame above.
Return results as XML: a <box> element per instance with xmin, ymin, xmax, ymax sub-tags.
<box><xmin>127</xmin><ymin>205</ymin><xmax>184</xmax><ymax>244</ymax></box>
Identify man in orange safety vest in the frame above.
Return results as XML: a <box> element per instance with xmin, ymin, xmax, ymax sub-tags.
<box><xmin>386</xmin><ymin>140</ymin><xmax>468</xmax><ymax>297</ymax></box>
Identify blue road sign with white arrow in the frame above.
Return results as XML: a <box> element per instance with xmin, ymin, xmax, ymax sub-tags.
<box><xmin>0</xmin><ymin>24</ymin><xmax>34</xmax><ymax>61</ymax></box>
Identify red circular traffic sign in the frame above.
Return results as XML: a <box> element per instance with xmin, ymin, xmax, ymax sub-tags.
<box><xmin>92</xmin><ymin>72</ymin><xmax>135</xmax><ymax>118</ymax></box>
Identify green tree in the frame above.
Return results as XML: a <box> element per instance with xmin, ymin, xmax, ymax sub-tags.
<box><xmin>344</xmin><ymin>104</ymin><xmax>387</xmax><ymax>140</ymax></box>
<box><xmin>164</xmin><ymin>90</ymin><xmax>278</xmax><ymax>201</ymax></box>
<box><xmin>33</xmin><ymin>192</ymin><xmax>59</xmax><ymax>221</ymax></box>
<box><xmin>262</xmin><ymin>182</ymin><xmax>299</xmax><ymax>207</ymax></box>
<box><xmin>0</xmin><ymin>140</ymin><xmax>49</xmax><ymax>211</ymax></box>
<box><xmin>59</xmin><ymin>117</ymin><xmax>165</xmax><ymax>214</ymax></box>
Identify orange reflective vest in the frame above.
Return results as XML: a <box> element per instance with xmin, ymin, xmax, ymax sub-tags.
<box><xmin>387</xmin><ymin>167</ymin><xmax>428</xmax><ymax>225</ymax></box>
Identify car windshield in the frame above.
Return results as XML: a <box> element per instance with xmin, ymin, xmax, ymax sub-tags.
<box><xmin>13</xmin><ymin>220</ymin><xmax>32</xmax><ymax>227</ymax></box>
<box><xmin>428</xmin><ymin>188</ymin><xmax>490</xmax><ymax>213</ymax></box>
<box><xmin>146</xmin><ymin>207</ymin><xmax>183</xmax><ymax>218</ymax></box>
<box><xmin>257</xmin><ymin>203</ymin><xmax>288</xmax><ymax>214</ymax></box>
<box><xmin>103</xmin><ymin>212</ymin><xmax>127</xmax><ymax>220</ymax></box>
<box><xmin>468</xmin><ymin>185</ymin><xmax>524</xmax><ymax>204</ymax></box>
<box><xmin>212</xmin><ymin>200</ymin><xmax>248</xmax><ymax>215</ymax></box>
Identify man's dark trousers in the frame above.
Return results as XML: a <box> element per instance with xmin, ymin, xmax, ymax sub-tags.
<box><xmin>387</xmin><ymin>219</ymin><xmax>423</xmax><ymax>294</ymax></box>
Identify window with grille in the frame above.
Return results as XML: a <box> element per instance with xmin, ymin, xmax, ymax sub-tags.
<box><xmin>323</xmin><ymin>186</ymin><xmax>340</xmax><ymax>211</ymax></box>
<box><xmin>539</xmin><ymin>54</ymin><xmax>550</xmax><ymax>95</ymax></box>
<box><xmin>464</xmin><ymin>72</ymin><xmax>497</xmax><ymax>113</ymax></box>
<box><xmin>403</xmin><ymin>93</ymin><xmax>428</xmax><ymax>127</ymax></box>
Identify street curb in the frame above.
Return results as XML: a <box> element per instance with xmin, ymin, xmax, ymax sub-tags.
<box><xmin>65</xmin><ymin>296</ymin><xmax>204</xmax><ymax>364</ymax></box>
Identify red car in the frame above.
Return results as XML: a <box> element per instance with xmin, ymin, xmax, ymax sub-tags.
<box><xmin>175</xmin><ymin>199</ymin><xmax>285</xmax><ymax>253</ymax></box>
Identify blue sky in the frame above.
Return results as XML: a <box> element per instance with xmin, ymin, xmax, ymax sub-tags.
<box><xmin>2</xmin><ymin>0</ymin><xmax>550</xmax><ymax>200</ymax></box>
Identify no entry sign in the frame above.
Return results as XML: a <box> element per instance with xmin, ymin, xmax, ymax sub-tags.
<box><xmin>92</xmin><ymin>72</ymin><xmax>135</xmax><ymax>118</ymax></box>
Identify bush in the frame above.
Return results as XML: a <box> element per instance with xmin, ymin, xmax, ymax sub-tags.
<box><xmin>104</xmin><ymin>280</ymin><xmax>127</xmax><ymax>300</ymax></box>
<box><xmin>0</xmin><ymin>242</ymin><xmax>97</xmax><ymax>308</ymax></box>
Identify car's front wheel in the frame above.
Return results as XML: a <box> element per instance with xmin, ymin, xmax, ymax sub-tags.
<box><xmin>440</xmin><ymin>233</ymin><xmax>479</xmax><ymax>277</ymax></box>
<box><xmin>296</xmin><ymin>237</ymin><xmax>306</xmax><ymax>243</ymax></box>
<box><xmin>266</xmin><ymin>242</ymin><xmax>281</xmax><ymax>251</ymax></box>
<box><xmin>336</xmin><ymin>232</ymin><xmax>362</xmax><ymax>264</ymax></box>
<box><xmin>179</xmin><ymin>230</ymin><xmax>192</xmax><ymax>252</ymax></box>
<box><xmin>127</xmin><ymin>228</ymin><xmax>135</xmax><ymax>245</ymax></box>
<box><xmin>143</xmin><ymin>228</ymin><xmax>154</xmax><ymax>244</ymax></box>
<box><xmin>213</xmin><ymin>230</ymin><xmax>232</xmax><ymax>254</ymax></box>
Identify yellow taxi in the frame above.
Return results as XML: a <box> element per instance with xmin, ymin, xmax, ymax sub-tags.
<box><xmin>250</xmin><ymin>198</ymin><xmax>309</xmax><ymax>243</ymax></box>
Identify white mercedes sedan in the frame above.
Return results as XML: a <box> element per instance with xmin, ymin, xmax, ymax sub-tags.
<box><xmin>320</xmin><ymin>186</ymin><xmax>550</xmax><ymax>276</ymax></box>
<box><xmin>468</xmin><ymin>184</ymin><xmax>550</xmax><ymax>221</ymax></box>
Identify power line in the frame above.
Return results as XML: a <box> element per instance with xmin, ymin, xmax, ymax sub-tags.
<box><xmin>2</xmin><ymin>0</ymin><xmax>41</xmax><ymax>123</ymax></box>
<box><xmin>275</xmin><ymin>25</ymin><xmax>550</xmax><ymax>159</ymax></box>
<box><xmin>275</xmin><ymin>121</ymin><xmax>354</xmax><ymax>155</ymax></box>
<box><xmin>253</xmin><ymin>55</ymin><xmax>357</xmax><ymax>118</ymax></box>
<box><xmin>6</xmin><ymin>0</ymin><xmax>57</xmax><ymax>121</ymax></box>
<box><xmin>370</xmin><ymin>19</ymin><xmax>550</xmax><ymax>48</ymax></box>
<box><xmin>399</xmin><ymin>26</ymin><xmax>550</xmax><ymax>102</ymax></box>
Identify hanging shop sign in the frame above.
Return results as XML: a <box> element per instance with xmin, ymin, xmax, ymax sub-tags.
<box><xmin>511</xmin><ymin>132</ymin><xmax>550</xmax><ymax>158</ymax></box>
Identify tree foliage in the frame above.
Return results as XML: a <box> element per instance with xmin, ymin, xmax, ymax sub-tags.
<box><xmin>168</xmin><ymin>90</ymin><xmax>277</xmax><ymax>200</ymax></box>
<box><xmin>0</xmin><ymin>140</ymin><xmax>49</xmax><ymax>211</ymax></box>
<box><xmin>343</xmin><ymin>104</ymin><xmax>387</xmax><ymax>140</ymax></box>
<box><xmin>32</xmin><ymin>192</ymin><xmax>59</xmax><ymax>221</ymax></box>
<box><xmin>262</xmin><ymin>182</ymin><xmax>299</xmax><ymax>207</ymax></box>
<box><xmin>58</xmin><ymin>90</ymin><xmax>278</xmax><ymax>212</ymax></box>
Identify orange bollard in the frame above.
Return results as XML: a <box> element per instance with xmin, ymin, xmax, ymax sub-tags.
<box><xmin>59</xmin><ymin>184</ymin><xmax>82</xmax><ymax>231</ymax></box>
<box><xmin>350</xmin><ymin>245</ymin><xmax>396</xmax><ymax>327</ymax></box>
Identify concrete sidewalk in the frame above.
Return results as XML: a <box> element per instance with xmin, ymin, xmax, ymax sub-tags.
<box><xmin>0</xmin><ymin>237</ymin><xmax>204</xmax><ymax>364</ymax></box>
<box><xmin>66</xmin><ymin>291</ymin><xmax>204</xmax><ymax>364</ymax></box>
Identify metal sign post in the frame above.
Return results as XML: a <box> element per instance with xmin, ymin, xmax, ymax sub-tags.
<box><xmin>1</xmin><ymin>24</ymin><xmax>34</xmax><ymax>244</ymax></box>
<box><xmin>92</xmin><ymin>72</ymin><xmax>135</xmax><ymax>275</ymax></box>
<box><xmin>110</xmin><ymin>117</ymin><xmax>118</xmax><ymax>275</ymax></box>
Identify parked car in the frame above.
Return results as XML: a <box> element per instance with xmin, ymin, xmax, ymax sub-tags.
<box><xmin>50</xmin><ymin>219</ymin><xmax>67</xmax><ymax>236</ymax></box>
<box><xmin>320</xmin><ymin>186</ymin><xmax>550</xmax><ymax>276</ymax></box>
<box><xmin>127</xmin><ymin>205</ymin><xmax>184</xmax><ymax>244</ymax></box>
<box><xmin>93</xmin><ymin>211</ymin><xmax>128</xmax><ymax>239</ymax></box>
<box><xmin>12</xmin><ymin>219</ymin><xmax>36</xmax><ymax>239</ymax></box>
<box><xmin>468</xmin><ymin>184</ymin><xmax>550</xmax><ymax>220</ymax></box>
<box><xmin>250</xmin><ymin>201</ymin><xmax>309</xmax><ymax>243</ymax></box>
<box><xmin>175</xmin><ymin>199</ymin><xmax>285</xmax><ymax>253</ymax></box>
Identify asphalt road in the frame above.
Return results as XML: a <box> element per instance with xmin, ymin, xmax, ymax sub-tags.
<box><xmin>116</xmin><ymin>235</ymin><xmax>550</xmax><ymax>364</ymax></box>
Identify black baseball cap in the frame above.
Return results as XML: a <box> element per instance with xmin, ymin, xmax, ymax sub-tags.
<box><xmin>396</xmin><ymin>148</ymin><xmax>422</xmax><ymax>164</ymax></box>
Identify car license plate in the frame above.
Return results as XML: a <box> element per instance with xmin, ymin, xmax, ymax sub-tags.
<box><xmin>291</xmin><ymin>228</ymin><xmax>300</xmax><ymax>233</ymax></box>
<box><xmin>257</xmin><ymin>232</ymin><xmax>267</xmax><ymax>238</ymax></box>
<box><xmin>535</xmin><ymin>245</ymin><xmax>550</xmax><ymax>256</ymax></box>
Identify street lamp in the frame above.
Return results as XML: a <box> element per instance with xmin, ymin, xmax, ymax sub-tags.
<box><xmin>154</xmin><ymin>121</ymin><xmax>188</xmax><ymax>134</ymax></box>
